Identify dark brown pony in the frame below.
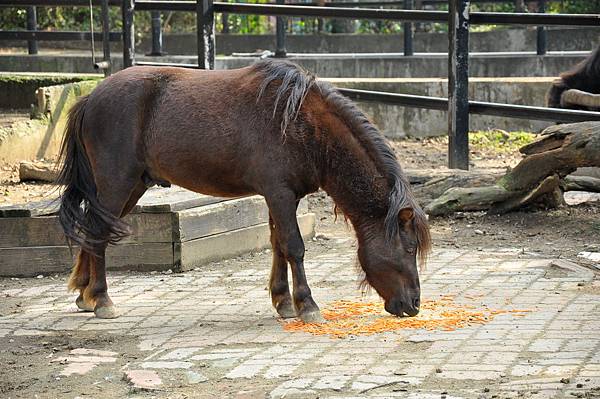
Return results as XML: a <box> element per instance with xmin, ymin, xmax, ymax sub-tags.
<box><xmin>547</xmin><ymin>45</ymin><xmax>600</xmax><ymax>110</ymax></box>
<box><xmin>57</xmin><ymin>60</ymin><xmax>431</xmax><ymax>322</ymax></box>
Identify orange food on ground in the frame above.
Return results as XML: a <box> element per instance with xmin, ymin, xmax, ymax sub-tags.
<box><xmin>282</xmin><ymin>296</ymin><xmax>530</xmax><ymax>338</ymax></box>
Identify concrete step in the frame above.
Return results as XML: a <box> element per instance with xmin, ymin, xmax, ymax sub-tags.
<box><xmin>178</xmin><ymin>213</ymin><xmax>315</xmax><ymax>271</ymax></box>
<box><xmin>0</xmin><ymin>188</ymin><xmax>315</xmax><ymax>277</ymax></box>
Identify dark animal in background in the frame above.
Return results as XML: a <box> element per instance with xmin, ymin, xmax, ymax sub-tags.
<box><xmin>57</xmin><ymin>60</ymin><xmax>431</xmax><ymax>322</ymax></box>
<box><xmin>546</xmin><ymin>44</ymin><xmax>600</xmax><ymax>111</ymax></box>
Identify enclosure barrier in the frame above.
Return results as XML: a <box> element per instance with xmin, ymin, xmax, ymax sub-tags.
<box><xmin>339</xmin><ymin>89</ymin><xmax>600</xmax><ymax>123</ymax></box>
<box><xmin>132</xmin><ymin>0</ymin><xmax>552</xmax><ymax>59</ymax></box>
<box><xmin>2</xmin><ymin>0</ymin><xmax>559</xmax><ymax>59</ymax></box>
<box><xmin>1</xmin><ymin>0</ymin><xmax>600</xmax><ymax>169</ymax></box>
<box><xmin>0</xmin><ymin>0</ymin><xmax>120</xmax><ymax>76</ymax></box>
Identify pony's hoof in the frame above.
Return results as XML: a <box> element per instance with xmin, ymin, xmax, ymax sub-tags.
<box><xmin>75</xmin><ymin>296</ymin><xmax>94</xmax><ymax>312</ymax></box>
<box><xmin>299</xmin><ymin>310</ymin><xmax>325</xmax><ymax>324</ymax></box>
<box><xmin>94</xmin><ymin>305</ymin><xmax>119</xmax><ymax>319</ymax></box>
<box><xmin>276</xmin><ymin>301</ymin><xmax>297</xmax><ymax>319</ymax></box>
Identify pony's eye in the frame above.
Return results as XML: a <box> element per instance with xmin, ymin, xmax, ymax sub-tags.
<box><xmin>406</xmin><ymin>247</ymin><xmax>416</xmax><ymax>255</ymax></box>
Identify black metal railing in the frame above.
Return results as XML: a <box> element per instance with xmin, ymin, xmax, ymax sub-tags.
<box><xmin>138</xmin><ymin>0</ymin><xmax>554</xmax><ymax>57</ymax></box>
<box><xmin>0</xmin><ymin>0</ymin><xmax>120</xmax><ymax>76</ymax></box>
<box><xmin>2</xmin><ymin>0</ymin><xmax>568</xmax><ymax>58</ymax></box>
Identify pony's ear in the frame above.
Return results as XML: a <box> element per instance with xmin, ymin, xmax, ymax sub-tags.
<box><xmin>398</xmin><ymin>207</ymin><xmax>414</xmax><ymax>224</ymax></box>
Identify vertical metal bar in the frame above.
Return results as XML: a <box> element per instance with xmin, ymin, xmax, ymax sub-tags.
<box><xmin>403</xmin><ymin>0</ymin><xmax>413</xmax><ymax>56</ymax></box>
<box><xmin>26</xmin><ymin>6</ymin><xmax>38</xmax><ymax>55</ymax></box>
<box><xmin>536</xmin><ymin>0</ymin><xmax>547</xmax><ymax>55</ymax></box>
<box><xmin>275</xmin><ymin>0</ymin><xmax>287</xmax><ymax>58</ymax></box>
<box><xmin>221</xmin><ymin>12</ymin><xmax>229</xmax><ymax>34</ymax></box>
<box><xmin>122</xmin><ymin>0</ymin><xmax>135</xmax><ymax>68</ymax></box>
<box><xmin>100</xmin><ymin>0</ymin><xmax>111</xmax><ymax>76</ymax></box>
<box><xmin>148</xmin><ymin>11</ymin><xmax>163</xmax><ymax>56</ymax></box>
<box><xmin>514</xmin><ymin>0</ymin><xmax>525</xmax><ymax>12</ymax></box>
<box><xmin>197</xmin><ymin>0</ymin><xmax>215</xmax><ymax>69</ymax></box>
<box><xmin>448</xmin><ymin>0</ymin><xmax>470</xmax><ymax>170</ymax></box>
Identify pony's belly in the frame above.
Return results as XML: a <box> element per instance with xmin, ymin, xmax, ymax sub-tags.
<box><xmin>163</xmin><ymin>173</ymin><xmax>256</xmax><ymax>199</ymax></box>
<box><xmin>149</xmin><ymin>150</ymin><xmax>257</xmax><ymax>198</ymax></box>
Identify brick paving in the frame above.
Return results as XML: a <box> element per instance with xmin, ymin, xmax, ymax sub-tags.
<box><xmin>1</xmin><ymin>234</ymin><xmax>599</xmax><ymax>398</ymax></box>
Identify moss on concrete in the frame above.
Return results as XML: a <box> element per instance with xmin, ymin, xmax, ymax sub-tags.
<box><xmin>0</xmin><ymin>73</ymin><xmax>101</xmax><ymax>110</ymax></box>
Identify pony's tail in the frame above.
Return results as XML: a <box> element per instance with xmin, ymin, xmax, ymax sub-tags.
<box><xmin>56</xmin><ymin>95</ymin><xmax>130</xmax><ymax>253</ymax></box>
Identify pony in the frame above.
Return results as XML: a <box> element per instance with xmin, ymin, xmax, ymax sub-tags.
<box><xmin>547</xmin><ymin>44</ymin><xmax>600</xmax><ymax>111</ymax></box>
<box><xmin>57</xmin><ymin>59</ymin><xmax>431</xmax><ymax>322</ymax></box>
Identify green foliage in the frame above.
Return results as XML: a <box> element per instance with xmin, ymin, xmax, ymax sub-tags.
<box><xmin>469</xmin><ymin>130</ymin><xmax>536</xmax><ymax>153</ymax></box>
<box><xmin>547</xmin><ymin>0</ymin><xmax>600</xmax><ymax>14</ymax></box>
<box><xmin>0</xmin><ymin>6</ymin><xmax>125</xmax><ymax>32</ymax></box>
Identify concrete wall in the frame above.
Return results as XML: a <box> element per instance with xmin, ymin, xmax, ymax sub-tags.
<box><xmin>0</xmin><ymin>80</ymin><xmax>99</xmax><ymax>163</ymax></box>
<box><xmin>4</xmin><ymin>27</ymin><xmax>598</xmax><ymax>55</ymax></box>
<box><xmin>327</xmin><ymin>77</ymin><xmax>555</xmax><ymax>138</ymax></box>
<box><xmin>152</xmin><ymin>27</ymin><xmax>600</xmax><ymax>56</ymax></box>
<box><xmin>0</xmin><ymin>52</ymin><xmax>590</xmax><ymax>78</ymax></box>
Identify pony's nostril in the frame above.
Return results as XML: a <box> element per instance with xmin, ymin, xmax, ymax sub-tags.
<box><xmin>413</xmin><ymin>297</ymin><xmax>420</xmax><ymax>309</ymax></box>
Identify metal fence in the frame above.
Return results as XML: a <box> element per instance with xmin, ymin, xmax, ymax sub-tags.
<box><xmin>139</xmin><ymin>0</ymin><xmax>551</xmax><ymax>57</ymax></box>
<box><xmin>0</xmin><ymin>0</ymin><xmax>120</xmax><ymax>76</ymax></box>
<box><xmin>1</xmin><ymin>0</ymin><xmax>600</xmax><ymax>169</ymax></box>
<box><xmin>0</xmin><ymin>0</ymin><xmax>572</xmax><ymax>58</ymax></box>
<box><xmin>271</xmin><ymin>0</ymin><xmax>551</xmax><ymax>57</ymax></box>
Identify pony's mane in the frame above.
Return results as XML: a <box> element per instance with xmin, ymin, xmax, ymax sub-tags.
<box><xmin>252</xmin><ymin>59</ymin><xmax>431</xmax><ymax>265</ymax></box>
<box><xmin>253</xmin><ymin>59</ymin><xmax>317</xmax><ymax>134</ymax></box>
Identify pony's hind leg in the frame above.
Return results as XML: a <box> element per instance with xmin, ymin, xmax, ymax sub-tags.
<box><xmin>71</xmin><ymin>181</ymin><xmax>146</xmax><ymax>314</ymax></box>
<box><xmin>266</xmin><ymin>191</ymin><xmax>324</xmax><ymax>323</ymax></box>
<box><xmin>85</xmin><ymin>180</ymin><xmax>145</xmax><ymax>318</ymax></box>
<box><xmin>70</xmin><ymin>251</ymin><xmax>93</xmax><ymax>311</ymax></box>
<box><xmin>268</xmin><ymin>213</ymin><xmax>297</xmax><ymax>318</ymax></box>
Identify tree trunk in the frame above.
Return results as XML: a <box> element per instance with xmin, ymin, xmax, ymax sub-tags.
<box><xmin>424</xmin><ymin>122</ymin><xmax>600</xmax><ymax>216</ymax></box>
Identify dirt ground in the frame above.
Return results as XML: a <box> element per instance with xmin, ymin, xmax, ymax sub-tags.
<box><xmin>1</xmin><ymin>137</ymin><xmax>600</xmax><ymax>398</ymax></box>
<box><xmin>2</xmin><ymin>137</ymin><xmax>598</xmax><ymax>263</ymax></box>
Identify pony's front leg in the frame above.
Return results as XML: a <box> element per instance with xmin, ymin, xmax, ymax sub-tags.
<box><xmin>266</xmin><ymin>191</ymin><xmax>324</xmax><ymax>323</ymax></box>
<box><xmin>268</xmin><ymin>213</ymin><xmax>296</xmax><ymax>318</ymax></box>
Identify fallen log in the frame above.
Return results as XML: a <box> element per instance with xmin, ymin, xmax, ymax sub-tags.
<box><xmin>562</xmin><ymin>175</ymin><xmax>600</xmax><ymax>193</ymax></box>
<box><xmin>19</xmin><ymin>160</ymin><xmax>59</xmax><ymax>182</ymax></box>
<box><xmin>425</xmin><ymin>121</ymin><xmax>600</xmax><ymax>216</ymax></box>
<box><xmin>405</xmin><ymin>168</ymin><xmax>503</xmax><ymax>205</ymax></box>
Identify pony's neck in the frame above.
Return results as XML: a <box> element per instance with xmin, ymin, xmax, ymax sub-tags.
<box><xmin>318</xmin><ymin>126</ymin><xmax>390</xmax><ymax>234</ymax></box>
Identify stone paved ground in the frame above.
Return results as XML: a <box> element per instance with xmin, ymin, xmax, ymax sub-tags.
<box><xmin>1</xmin><ymin>230</ymin><xmax>599</xmax><ymax>398</ymax></box>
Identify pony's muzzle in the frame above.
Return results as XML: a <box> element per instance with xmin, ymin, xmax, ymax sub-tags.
<box><xmin>384</xmin><ymin>295</ymin><xmax>420</xmax><ymax>317</ymax></box>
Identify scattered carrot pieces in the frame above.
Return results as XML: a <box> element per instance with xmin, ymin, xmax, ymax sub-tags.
<box><xmin>282</xmin><ymin>297</ymin><xmax>531</xmax><ymax>338</ymax></box>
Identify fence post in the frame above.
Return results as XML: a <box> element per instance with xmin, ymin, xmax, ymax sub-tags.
<box><xmin>148</xmin><ymin>11</ymin><xmax>163</xmax><ymax>56</ymax></box>
<box><xmin>98</xmin><ymin>0</ymin><xmax>112</xmax><ymax>76</ymax></box>
<box><xmin>448</xmin><ymin>0</ymin><xmax>470</xmax><ymax>170</ymax></box>
<box><xmin>536</xmin><ymin>0</ymin><xmax>547</xmax><ymax>55</ymax></box>
<box><xmin>514</xmin><ymin>0</ymin><xmax>525</xmax><ymax>12</ymax></box>
<box><xmin>403</xmin><ymin>0</ymin><xmax>413</xmax><ymax>56</ymax></box>
<box><xmin>26</xmin><ymin>6</ymin><xmax>38</xmax><ymax>55</ymax></box>
<box><xmin>275</xmin><ymin>0</ymin><xmax>287</xmax><ymax>58</ymax></box>
<box><xmin>122</xmin><ymin>0</ymin><xmax>135</xmax><ymax>68</ymax></box>
<box><xmin>197</xmin><ymin>0</ymin><xmax>215</xmax><ymax>69</ymax></box>
<box><xmin>222</xmin><ymin>13</ymin><xmax>229</xmax><ymax>34</ymax></box>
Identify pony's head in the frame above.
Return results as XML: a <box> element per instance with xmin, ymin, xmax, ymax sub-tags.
<box><xmin>358</xmin><ymin>203</ymin><xmax>430</xmax><ymax>317</ymax></box>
